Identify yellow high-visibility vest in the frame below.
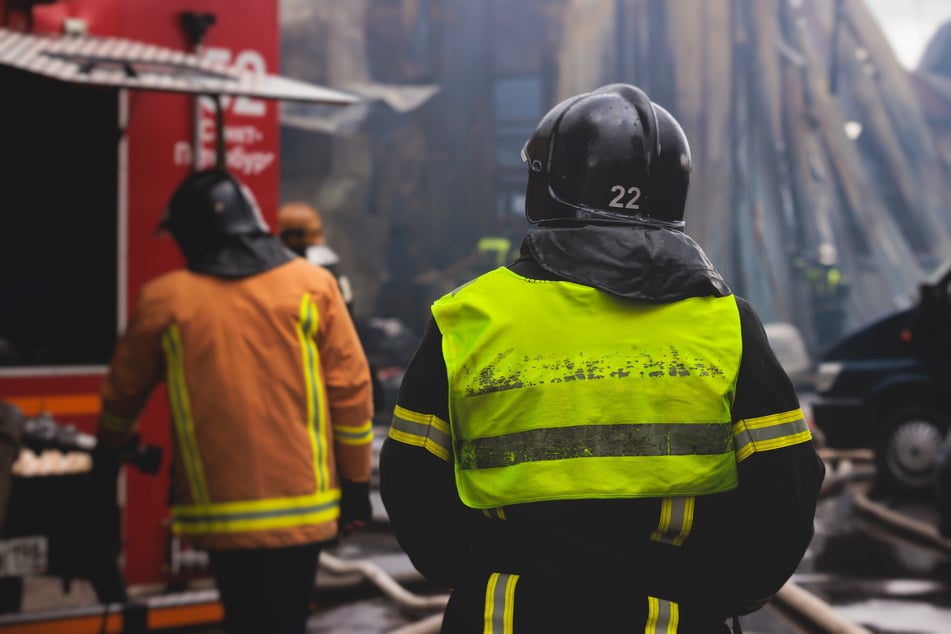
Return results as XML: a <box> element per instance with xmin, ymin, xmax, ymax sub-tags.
<box><xmin>432</xmin><ymin>267</ymin><xmax>742</xmax><ymax>509</ymax></box>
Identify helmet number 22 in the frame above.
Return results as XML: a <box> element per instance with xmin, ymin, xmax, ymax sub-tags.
<box><xmin>609</xmin><ymin>185</ymin><xmax>641</xmax><ymax>209</ymax></box>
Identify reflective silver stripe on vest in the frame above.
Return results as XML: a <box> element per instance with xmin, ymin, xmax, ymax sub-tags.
<box><xmin>457</xmin><ymin>422</ymin><xmax>733</xmax><ymax>470</ymax></box>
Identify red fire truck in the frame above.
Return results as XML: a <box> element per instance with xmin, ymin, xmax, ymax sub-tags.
<box><xmin>0</xmin><ymin>1</ymin><xmax>356</xmax><ymax>630</ymax></box>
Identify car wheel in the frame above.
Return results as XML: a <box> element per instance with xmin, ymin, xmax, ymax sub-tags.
<box><xmin>875</xmin><ymin>405</ymin><xmax>950</xmax><ymax>494</ymax></box>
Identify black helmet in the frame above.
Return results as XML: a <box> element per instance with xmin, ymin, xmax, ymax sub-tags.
<box><xmin>157</xmin><ymin>169</ymin><xmax>269</xmax><ymax>250</ymax></box>
<box><xmin>522</xmin><ymin>83</ymin><xmax>691</xmax><ymax>227</ymax></box>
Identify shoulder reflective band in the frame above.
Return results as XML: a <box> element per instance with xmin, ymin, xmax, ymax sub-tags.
<box><xmin>457</xmin><ymin>422</ymin><xmax>733</xmax><ymax>470</ymax></box>
<box><xmin>484</xmin><ymin>572</ymin><xmax>518</xmax><ymax>634</ymax></box>
<box><xmin>646</xmin><ymin>596</ymin><xmax>680</xmax><ymax>634</ymax></box>
<box><xmin>733</xmin><ymin>408</ymin><xmax>811</xmax><ymax>463</ymax></box>
<box><xmin>389</xmin><ymin>405</ymin><xmax>452</xmax><ymax>462</ymax></box>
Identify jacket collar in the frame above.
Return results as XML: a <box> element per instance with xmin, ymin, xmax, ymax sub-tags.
<box><xmin>519</xmin><ymin>225</ymin><xmax>731</xmax><ymax>302</ymax></box>
<box><xmin>185</xmin><ymin>234</ymin><xmax>295</xmax><ymax>278</ymax></box>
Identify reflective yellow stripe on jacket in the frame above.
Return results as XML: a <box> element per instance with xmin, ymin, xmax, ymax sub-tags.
<box><xmin>645</xmin><ymin>596</ymin><xmax>679</xmax><ymax>634</ymax></box>
<box><xmin>334</xmin><ymin>419</ymin><xmax>374</xmax><ymax>446</ymax></box>
<box><xmin>651</xmin><ymin>496</ymin><xmax>695</xmax><ymax>546</ymax></box>
<box><xmin>432</xmin><ymin>267</ymin><xmax>742</xmax><ymax>508</ymax></box>
<box><xmin>733</xmin><ymin>408</ymin><xmax>812</xmax><ymax>462</ymax></box>
<box><xmin>163</xmin><ymin>324</ymin><xmax>210</xmax><ymax>506</ymax></box>
<box><xmin>165</xmin><ymin>293</ymin><xmax>340</xmax><ymax>536</ymax></box>
<box><xmin>483</xmin><ymin>572</ymin><xmax>518</xmax><ymax>634</ymax></box>
<box><xmin>389</xmin><ymin>405</ymin><xmax>452</xmax><ymax>462</ymax></box>
<box><xmin>297</xmin><ymin>293</ymin><xmax>331</xmax><ymax>491</ymax></box>
<box><xmin>171</xmin><ymin>490</ymin><xmax>340</xmax><ymax>534</ymax></box>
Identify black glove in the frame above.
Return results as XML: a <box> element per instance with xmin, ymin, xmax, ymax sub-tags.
<box><xmin>338</xmin><ymin>478</ymin><xmax>372</xmax><ymax>532</ymax></box>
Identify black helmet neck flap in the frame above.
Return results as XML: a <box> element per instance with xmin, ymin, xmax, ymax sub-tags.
<box><xmin>522</xmin><ymin>83</ymin><xmax>691</xmax><ymax>228</ymax></box>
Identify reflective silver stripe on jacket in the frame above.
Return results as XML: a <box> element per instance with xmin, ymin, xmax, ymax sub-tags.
<box><xmin>484</xmin><ymin>572</ymin><xmax>518</xmax><ymax>634</ymax></box>
<box><xmin>651</xmin><ymin>496</ymin><xmax>695</xmax><ymax>546</ymax></box>
<box><xmin>646</xmin><ymin>596</ymin><xmax>680</xmax><ymax>633</ymax></box>
<box><xmin>388</xmin><ymin>405</ymin><xmax>452</xmax><ymax>462</ymax></box>
<box><xmin>457</xmin><ymin>422</ymin><xmax>733</xmax><ymax>470</ymax></box>
<box><xmin>733</xmin><ymin>408</ymin><xmax>811</xmax><ymax>462</ymax></box>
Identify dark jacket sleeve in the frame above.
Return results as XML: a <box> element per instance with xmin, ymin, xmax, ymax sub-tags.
<box><xmin>379</xmin><ymin>318</ymin><xmax>483</xmax><ymax>588</ymax></box>
<box><xmin>700</xmin><ymin>297</ymin><xmax>826</xmax><ymax>613</ymax></box>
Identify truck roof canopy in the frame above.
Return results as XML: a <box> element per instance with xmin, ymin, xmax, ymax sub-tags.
<box><xmin>0</xmin><ymin>27</ymin><xmax>359</xmax><ymax>105</ymax></box>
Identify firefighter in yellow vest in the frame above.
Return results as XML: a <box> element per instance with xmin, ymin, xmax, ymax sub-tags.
<box><xmin>475</xmin><ymin>236</ymin><xmax>513</xmax><ymax>270</ymax></box>
<box><xmin>798</xmin><ymin>243</ymin><xmax>849</xmax><ymax>350</ymax></box>
<box><xmin>96</xmin><ymin>169</ymin><xmax>374</xmax><ymax>634</ymax></box>
<box><xmin>380</xmin><ymin>84</ymin><xmax>825</xmax><ymax>633</ymax></box>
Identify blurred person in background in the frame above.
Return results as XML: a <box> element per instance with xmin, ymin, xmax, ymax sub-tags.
<box><xmin>278</xmin><ymin>201</ymin><xmax>386</xmax><ymax>415</ymax></box>
<box><xmin>278</xmin><ymin>201</ymin><xmax>354</xmax><ymax>313</ymax></box>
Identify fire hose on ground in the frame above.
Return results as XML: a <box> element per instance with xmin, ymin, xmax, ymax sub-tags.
<box><xmin>318</xmin><ymin>551</ymin><xmax>449</xmax><ymax>612</ymax></box>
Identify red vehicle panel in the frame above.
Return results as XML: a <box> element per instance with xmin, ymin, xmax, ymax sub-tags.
<box><xmin>1</xmin><ymin>0</ymin><xmax>283</xmax><ymax>587</ymax></box>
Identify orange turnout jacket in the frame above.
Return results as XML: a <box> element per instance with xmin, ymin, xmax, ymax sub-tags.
<box><xmin>100</xmin><ymin>258</ymin><xmax>374</xmax><ymax>550</ymax></box>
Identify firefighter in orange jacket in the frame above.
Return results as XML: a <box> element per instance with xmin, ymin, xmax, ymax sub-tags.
<box><xmin>96</xmin><ymin>169</ymin><xmax>374</xmax><ymax>634</ymax></box>
<box><xmin>380</xmin><ymin>85</ymin><xmax>825</xmax><ymax>632</ymax></box>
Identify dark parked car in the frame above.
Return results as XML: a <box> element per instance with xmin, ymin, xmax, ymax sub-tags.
<box><xmin>812</xmin><ymin>259</ymin><xmax>951</xmax><ymax>493</ymax></box>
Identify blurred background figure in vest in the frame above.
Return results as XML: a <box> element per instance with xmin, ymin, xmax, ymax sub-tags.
<box><xmin>380</xmin><ymin>84</ymin><xmax>825</xmax><ymax>633</ymax></box>
<box><xmin>795</xmin><ymin>242</ymin><xmax>850</xmax><ymax>353</ymax></box>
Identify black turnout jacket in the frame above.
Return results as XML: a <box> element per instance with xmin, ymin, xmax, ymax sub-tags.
<box><xmin>380</xmin><ymin>225</ymin><xmax>826</xmax><ymax>633</ymax></box>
